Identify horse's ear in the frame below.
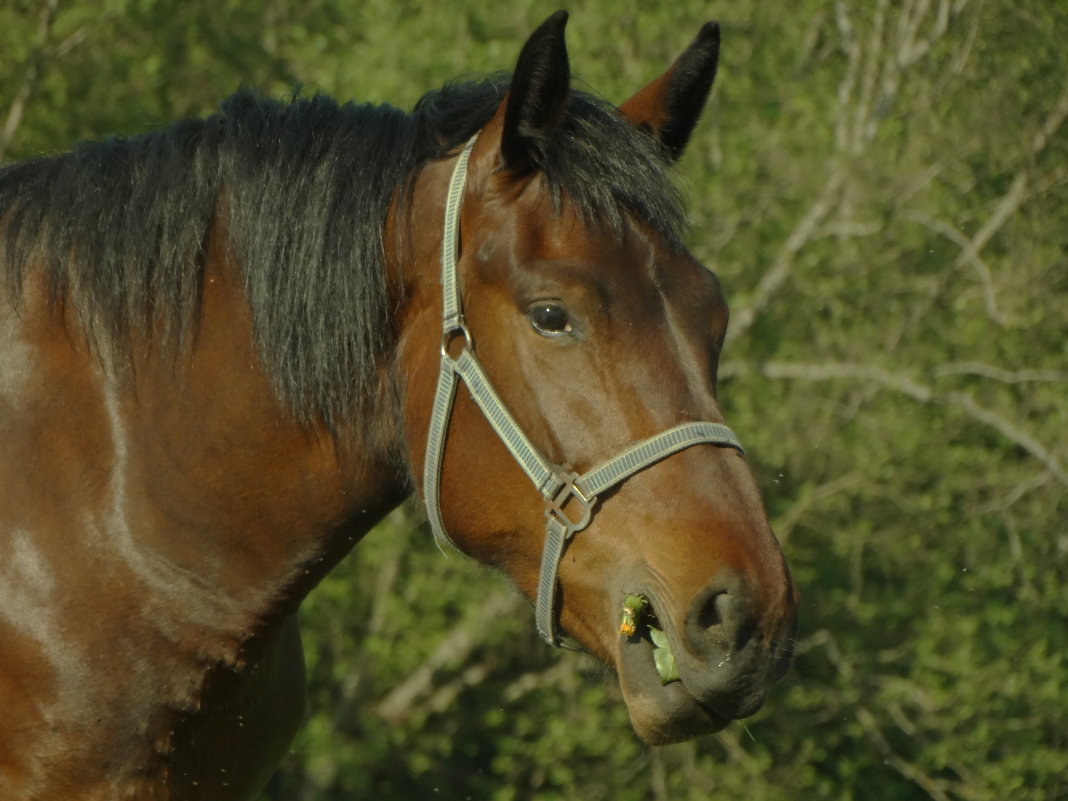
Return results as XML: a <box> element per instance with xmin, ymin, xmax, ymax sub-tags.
<box><xmin>618</xmin><ymin>21</ymin><xmax>720</xmax><ymax>162</ymax></box>
<box><xmin>500</xmin><ymin>10</ymin><xmax>571</xmax><ymax>173</ymax></box>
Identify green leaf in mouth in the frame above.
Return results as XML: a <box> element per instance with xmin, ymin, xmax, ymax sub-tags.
<box><xmin>620</xmin><ymin>595</ymin><xmax>679</xmax><ymax>685</ymax></box>
<box><xmin>648</xmin><ymin>625</ymin><xmax>680</xmax><ymax>685</ymax></box>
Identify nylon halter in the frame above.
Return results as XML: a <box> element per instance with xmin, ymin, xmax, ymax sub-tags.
<box><xmin>423</xmin><ymin>134</ymin><xmax>746</xmax><ymax>648</ymax></box>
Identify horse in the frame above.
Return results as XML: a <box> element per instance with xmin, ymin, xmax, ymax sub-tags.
<box><xmin>0</xmin><ymin>11</ymin><xmax>798</xmax><ymax>800</ymax></box>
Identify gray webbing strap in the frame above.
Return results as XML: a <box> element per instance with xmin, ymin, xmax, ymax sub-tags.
<box><xmin>424</xmin><ymin>135</ymin><xmax>478</xmax><ymax>551</ymax></box>
<box><xmin>532</xmin><ymin>422</ymin><xmax>743</xmax><ymax>645</ymax></box>
<box><xmin>454</xmin><ymin>350</ymin><xmax>561</xmax><ymax>496</ymax></box>
<box><xmin>579</xmin><ymin>422</ymin><xmax>742</xmax><ymax>497</ymax></box>
<box><xmin>440</xmin><ymin>136</ymin><xmax>476</xmax><ymax>332</ymax></box>
<box><xmin>422</xmin><ymin>131</ymin><xmax>748</xmax><ymax>648</ymax></box>
<box><xmin>424</xmin><ymin>358</ymin><xmax>462</xmax><ymax>550</ymax></box>
<box><xmin>535</xmin><ymin>516</ymin><xmax>571</xmax><ymax>643</ymax></box>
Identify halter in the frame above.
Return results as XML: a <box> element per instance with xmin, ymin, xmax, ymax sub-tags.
<box><xmin>423</xmin><ymin>135</ymin><xmax>745</xmax><ymax>648</ymax></box>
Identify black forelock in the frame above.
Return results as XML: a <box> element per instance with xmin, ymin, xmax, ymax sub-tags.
<box><xmin>413</xmin><ymin>75</ymin><xmax>686</xmax><ymax>245</ymax></box>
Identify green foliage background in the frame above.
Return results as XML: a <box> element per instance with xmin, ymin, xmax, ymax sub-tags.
<box><xmin>3</xmin><ymin>1</ymin><xmax>1065</xmax><ymax>799</ymax></box>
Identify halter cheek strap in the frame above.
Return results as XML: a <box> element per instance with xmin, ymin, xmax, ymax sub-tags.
<box><xmin>423</xmin><ymin>134</ymin><xmax>745</xmax><ymax>648</ymax></box>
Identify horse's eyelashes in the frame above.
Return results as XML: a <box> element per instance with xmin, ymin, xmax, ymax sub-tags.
<box><xmin>528</xmin><ymin>302</ymin><xmax>573</xmax><ymax>336</ymax></box>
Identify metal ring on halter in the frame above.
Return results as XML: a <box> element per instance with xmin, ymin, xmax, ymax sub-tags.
<box><xmin>440</xmin><ymin>322</ymin><xmax>473</xmax><ymax>359</ymax></box>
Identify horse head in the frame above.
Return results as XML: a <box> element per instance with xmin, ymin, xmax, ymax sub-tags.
<box><xmin>394</xmin><ymin>11</ymin><xmax>799</xmax><ymax>745</ymax></box>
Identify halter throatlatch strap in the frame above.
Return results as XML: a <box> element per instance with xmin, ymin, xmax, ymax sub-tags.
<box><xmin>423</xmin><ymin>134</ymin><xmax>745</xmax><ymax>648</ymax></box>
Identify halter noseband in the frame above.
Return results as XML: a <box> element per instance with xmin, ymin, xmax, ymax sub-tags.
<box><xmin>423</xmin><ymin>135</ymin><xmax>745</xmax><ymax>649</ymax></box>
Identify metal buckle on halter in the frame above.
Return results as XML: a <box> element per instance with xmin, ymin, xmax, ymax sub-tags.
<box><xmin>544</xmin><ymin>472</ymin><xmax>595</xmax><ymax>538</ymax></box>
<box><xmin>440</xmin><ymin>320</ymin><xmax>473</xmax><ymax>360</ymax></box>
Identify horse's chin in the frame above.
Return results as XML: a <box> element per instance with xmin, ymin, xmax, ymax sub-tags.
<box><xmin>616</xmin><ymin>636</ymin><xmax>730</xmax><ymax>745</ymax></box>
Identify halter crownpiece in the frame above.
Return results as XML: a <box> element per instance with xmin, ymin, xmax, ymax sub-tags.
<box><xmin>423</xmin><ymin>134</ymin><xmax>745</xmax><ymax>648</ymax></box>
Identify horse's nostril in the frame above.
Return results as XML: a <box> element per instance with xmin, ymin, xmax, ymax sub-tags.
<box><xmin>676</xmin><ymin>572</ymin><xmax>794</xmax><ymax>720</ymax></box>
<box><xmin>694</xmin><ymin>589</ymin><xmax>726</xmax><ymax>631</ymax></box>
<box><xmin>685</xmin><ymin>577</ymin><xmax>758</xmax><ymax>657</ymax></box>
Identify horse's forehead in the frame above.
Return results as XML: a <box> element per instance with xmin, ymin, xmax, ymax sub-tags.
<box><xmin>477</xmin><ymin>188</ymin><xmax>651</xmax><ymax>277</ymax></box>
<box><xmin>481</xmin><ymin>192</ymin><xmax>718</xmax><ymax>309</ymax></box>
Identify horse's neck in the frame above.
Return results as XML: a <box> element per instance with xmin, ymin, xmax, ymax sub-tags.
<box><xmin>0</xmin><ymin>244</ymin><xmax>406</xmax><ymax>796</ymax></box>
<box><xmin>107</xmin><ymin>241</ymin><xmax>407</xmax><ymax>645</ymax></box>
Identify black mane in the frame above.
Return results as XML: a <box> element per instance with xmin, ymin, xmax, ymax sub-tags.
<box><xmin>0</xmin><ymin>77</ymin><xmax>684</xmax><ymax>426</ymax></box>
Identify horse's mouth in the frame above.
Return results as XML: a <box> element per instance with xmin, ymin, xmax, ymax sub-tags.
<box><xmin>614</xmin><ymin>604</ymin><xmax>730</xmax><ymax>745</ymax></box>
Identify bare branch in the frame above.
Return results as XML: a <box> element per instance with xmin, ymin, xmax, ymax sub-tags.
<box><xmin>901</xmin><ymin>209</ymin><xmax>1008</xmax><ymax>326</ymax></box>
<box><xmin>502</xmin><ymin>658</ymin><xmax>576</xmax><ymax>702</ymax></box>
<box><xmin>1031</xmin><ymin>79</ymin><xmax>1068</xmax><ymax>158</ymax></box>
<box><xmin>375</xmin><ymin>590</ymin><xmax>521</xmax><ymax>725</ymax></box>
<box><xmin>421</xmin><ymin>663</ymin><xmax>491</xmax><ymax>718</ymax></box>
<box><xmin>891</xmin><ymin>166</ymin><xmax>1031</xmax><ymax>350</ymax></box>
<box><xmin>732</xmin><ymin>1</ymin><xmax>965</xmax><ymax>345</ymax></box>
<box><xmin>933</xmin><ymin>362</ymin><xmax>1065</xmax><ymax>383</ymax></box>
<box><xmin>819</xmin><ymin>219</ymin><xmax>883</xmax><ymax>238</ymax></box>
<box><xmin>893</xmin><ymin>71</ymin><xmax>1068</xmax><ymax>334</ymax></box>
<box><xmin>728</xmin><ymin>167</ymin><xmax>846</xmax><ymax>344</ymax></box>
<box><xmin>854</xmin><ymin>0</ymin><xmax>889</xmax><ymax>152</ymax></box>
<box><xmin>771</xmin><ymin>472</ymin><xmax>865</xmax><ymax>543</ymax></box>
<box><xmin>943</xmin><ymin>390</ymin><xmax>1066</xmax><ymax>486</ymax></box>
<box><xmin>948</xmin><ymin>4</ymin><xmax>979</xmax><ymax>75</ymax></box>
<box><xmin>721</xmin><ymin>360</ymin><xmax>1068</xmax><ymax>486</ymax></box>
<box><xmin>964</xmin><ymin>171</ymin><xmax>1029</xmax><ymax>259</ymax></box>
<box><xmin>833</xmin><ymin>1</ymin><xmax>861</xmax><ymax>153</ymax></box>
<box><xmin>977</xmin><ymin>471</ymin><xmax>1053</xmax><ymax>515</ymax></box>
<box><xmin>51</xmin><ymin>24</ymin><xmax>90</xmax><ymax>61</ymax></box>
<box><xmin>856</xmin><ymin>706</ymin><xmax>958</xmax><ymax>801</ymax></box>
<box><xmin>0</xmin><ymin>0</ymin><xmax>60</xmax><ymax>163</ymax></box>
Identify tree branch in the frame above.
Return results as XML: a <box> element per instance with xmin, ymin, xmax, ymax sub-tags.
<box><xmin>856</xmin><ymin>706</ymin><xmax>958</xmax><ymax>801</ymax></box>
<box><xmin>933</xmin><ymin>362</ymin><xmax>1065</xmax><ymax>384</ymax></box>
<box><xmin>375</xmin><ymin>589</ymin><xmax>521</xmax><ymax>725</ymax></box>
<box><xmin>721</xmin><ymin>360</ymin><xmax>1068</xmax><ymax>486</ymax></box>
<box><xmin>0</xmin><ymin>0</ymin><xmax>60</xmax><ymax>163</ymax></box>
<box><xmin>728</xmin><ymin>167</ymin><xmax>846</xmax><ymax>344</ymax></box>
<box><xmin>732</xmin><ymin>1</ymin><xmax>962</xmax><ymax>344</ymax></box>
<box><xmin>771</xmin><ymin>472</ymin><xmax>865</xmax><ymax>544</ymax></box>
<box><xmin>1030</xmin><ymin>79</ymin><xmax>1068</xmax><ymax>158</ymax></box>
<box><xmin>900</xmin><ymin>209</ymin><xmax>1008</xmax><ymax>326</ymax></box>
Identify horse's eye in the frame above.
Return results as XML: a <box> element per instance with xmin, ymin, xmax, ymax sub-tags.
<box><xmin>528</xmin><ymin>302</ymin><xmax>572</xmax><ymax>336</ymax></box>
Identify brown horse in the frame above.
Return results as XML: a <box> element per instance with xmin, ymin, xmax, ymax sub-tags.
<box><xmin>0</xmin><ymin>11</ymin><xmax>797</xmax><ymax>800</ymax></box>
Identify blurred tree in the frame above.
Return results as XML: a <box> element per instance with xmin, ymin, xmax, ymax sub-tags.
<box><xmin>3</xmin><ymin>1</ymin><xmax>1064</xmax><ymax>799</ymax></box>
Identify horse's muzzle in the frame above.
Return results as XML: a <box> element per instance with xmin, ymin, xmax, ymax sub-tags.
<box><xmin>677</xmin><ymin>571</ymin><xmax>797</xmax><ymax>719</ymax></box>
<box><xmin>616</xmin><ymin>568</ymin><xmax>798</xmax><ymax>744</ymax></box>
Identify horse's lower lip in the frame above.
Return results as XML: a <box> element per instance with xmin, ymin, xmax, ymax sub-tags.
<box><xmin>616</xmin><ymin>633</ymin><xmax>729</xmax><ymax>745</ymax></box>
